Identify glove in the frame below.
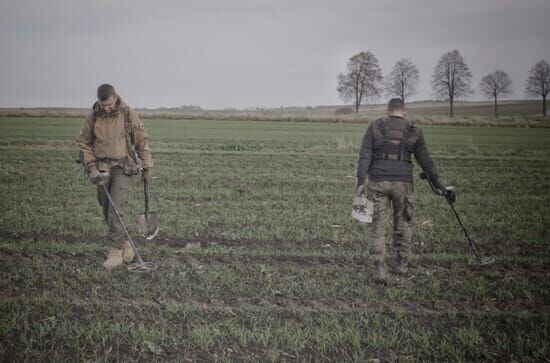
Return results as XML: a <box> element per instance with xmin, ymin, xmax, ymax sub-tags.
<box><xmin>88</xmin><ymin>167</ymin><xmax>101</xmax><ymax>185</ymax></box>
<box><xmin>445</xmin><ymin>187</ymin><xmax>456</xmax><ymax>203</ymax></box>
<box><xmin>433</xmin><ymin>180</ymin><xmax>447</xmax><ymax>196</ymax></box>
<box><xmin>142</xmin><ymin>168</ymin><xmax>152</xmax><ymax>183</ymax></box>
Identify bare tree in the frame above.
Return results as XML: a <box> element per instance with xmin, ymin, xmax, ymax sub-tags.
<box><xmin>479</xmin><ymin>70</ymin><xmax>512</xmax><ymax>118</ymax></box>
<box><xmin>431</xmin><ymin>50</ymin><xmax>473</xmax><ymax>117</ymax></box>
<box><xmin>525</xmin><ymin>60</ymin><xmax>550</xmax><ymax>116</ymax></box>
<box><xmin>385</xmin><ymin>58</ymin><xmax>419</xmax><ymax>103</ymax></box>
<box><xmin>337</xmin><ymin>51</ymin><xmax>383</xmax><ymax>113</ymax></box>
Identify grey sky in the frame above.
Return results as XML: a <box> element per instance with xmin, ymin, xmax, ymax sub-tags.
<box><xmin>1</xmin><ymin>0</ymin><xmax>549</xmax><ymax>109</ymax></box>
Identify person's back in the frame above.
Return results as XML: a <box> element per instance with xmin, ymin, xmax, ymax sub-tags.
<box><xmin>367</xmin><ymin>115</ymin><xmax>418</xmax><ymax>183</ymax></box>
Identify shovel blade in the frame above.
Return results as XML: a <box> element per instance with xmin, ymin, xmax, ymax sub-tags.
<box><xmin>136</xmin><ymin>211</ymin><xmax>160</xmax><ymax>240</ymax></box>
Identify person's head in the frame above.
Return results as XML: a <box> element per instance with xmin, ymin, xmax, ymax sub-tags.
<box><xmin>97</xmin><ymin>83</ymin><xmax>118</xmax><ymax>114</ymax></box>
<box><xmin>387</xmin><ymin>98</ymin><xmax>407</xmax><ymax>117</ymax></box>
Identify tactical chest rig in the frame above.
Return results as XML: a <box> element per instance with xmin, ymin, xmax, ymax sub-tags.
<box><xmin>373</xmin><ymin>117</ymin><xmax>419</xmax><ymax>163</ymax></box>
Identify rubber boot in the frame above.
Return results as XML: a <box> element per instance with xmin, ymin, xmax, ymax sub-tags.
<box><xmin>374</xmin><ymin>260</ymin><xmax>387</xmax><ymax>285</ymax></box>
<box><xmin>122</xmin><ymin>240</ymin><xmax>135</xmax><ymax>263</ymax></box>
<box><xmin>102</xmin><ymin>248</ymin><xmax>123</xmax><ymax>269</ymax></box>
<box><xmin>395</xmin><ymin>253</ymin><xmax>409</xmax><ymax>275</ymax></box>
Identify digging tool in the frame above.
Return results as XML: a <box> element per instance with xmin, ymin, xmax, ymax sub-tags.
<box><xmin>419</xmin><ymin>171</ymin><xmax>495</xmax><ymax>267</ymax></box>
<box><xmin>136</xmin><ymin>179</ymin><xmax>160</xmax><ymax>240</ymax></box>
<box><xmin>97</xmin><ymin>172</ymin><xmax>158</xmax><ymax>273</ymax></box>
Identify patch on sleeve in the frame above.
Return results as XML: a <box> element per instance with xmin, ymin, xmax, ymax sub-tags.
<box><xmin>139</xmin><ymin>123</ymin><xmax>145</xmax><ymax>130</ymax></box>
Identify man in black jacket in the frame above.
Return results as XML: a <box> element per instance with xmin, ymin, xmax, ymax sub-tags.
<box><xmin>356</xmin><ymin>98</ymin><xmax>452</xmax><ymax>284</ymax></box>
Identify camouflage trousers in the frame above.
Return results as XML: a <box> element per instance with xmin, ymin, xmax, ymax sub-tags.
<box><xmin>366</xmin><ymin>180</ymin><xmax>413</xmax><ymax>263</ymax></box>
<box><xmin>96</xmin><ymin>167</ymin><xmax>132</xmax><ymax>247</ymax></box>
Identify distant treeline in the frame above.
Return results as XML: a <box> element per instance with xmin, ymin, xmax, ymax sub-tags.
<box><xmin>0</xmin><ymin>101</ymin><xmax>548</xmax><ymax>127</ymax></box>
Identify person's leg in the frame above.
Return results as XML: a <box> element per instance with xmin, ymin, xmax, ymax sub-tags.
<box><xmin>97</xmin><ymin>181</ymin><xmax>110</xmax><ymax>225</ymax></box>
<box><xmin>106</xmin><ymin>167</ymin><xmax>132</xmax><ymax>245</ymax></box>
<box><xmin>103</xmin><ymin>167</ymin><xmax>133</xmax><ymax>269</ymax></box>
<box><xmin>391</xmin><ymin>182</ymin><xmax>413</xmax><ymax>274</ymax></box>
<box><xmin>367</xmin><ymin>180</ymin><xmax>391</xmax><ymax>283</ymax></box>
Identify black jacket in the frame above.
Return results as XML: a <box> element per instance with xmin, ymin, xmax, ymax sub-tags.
<box><xmin>356</xmin><ymin>116</ymin><xmax>440</xmax><ymax>186</ymax></box>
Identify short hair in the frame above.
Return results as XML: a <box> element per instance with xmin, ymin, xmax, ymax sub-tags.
<box><xmin>97</xmin><ymin>84</ymin><xmax>117</xmax><ymax>101</ymax></box>
<box><xmin>387</xmin><ymin>98</ymin><xmax>405</xmax><ymax>113</ymax></box>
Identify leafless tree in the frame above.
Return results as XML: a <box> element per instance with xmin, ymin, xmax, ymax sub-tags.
<box><xmin>337</xmin><ymin>51</ymin><xmax>383</xmax><ymax>113</ymax></box>
<box><xmin>479</xmin><ymin>70</ymin><xmax>512</xmax><ymax>118</ymax></box>
<box><xmin>385</xmin><ymin>58</ymin><xmax>419</xmax><ymax>103</ymax></box>
<box><xmin>431</xmin><ymin>50</ymin><xmax>473</xmax><ymax>117</ymax></box>
<box><xmin>525</xmin><ymin>60</ymin><xmax>550</xmax><ymax>116</ymax></box>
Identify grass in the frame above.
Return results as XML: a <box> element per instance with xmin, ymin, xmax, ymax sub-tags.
<box><xmin>0</xmin><ymin>116</ymin><xmax>549</xmax><ymax>361</ymax></box>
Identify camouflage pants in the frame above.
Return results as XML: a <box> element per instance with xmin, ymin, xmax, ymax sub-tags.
<box><xmin>96</xmin><ymin>167</ymin><xmax>132</xmax><ymax>247</ymax></box>
<box><xmin>366</xmin><ymin>180</ymin><xmax>413</xmax><ymax>263</ymax></box>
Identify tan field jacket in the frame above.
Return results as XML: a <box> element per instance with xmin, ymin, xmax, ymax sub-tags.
<box><xmin>76</xmin><ymin>98</ymin><xmax>153</xmax><ymax>172</ymax></box>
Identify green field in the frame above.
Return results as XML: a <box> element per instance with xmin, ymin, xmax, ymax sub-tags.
<box><xmin>1</xmin><ymin>117</ymin><xmax>549</xmax><ymax>361</ymax></box>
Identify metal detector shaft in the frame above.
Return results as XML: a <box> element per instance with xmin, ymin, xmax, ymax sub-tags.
<box><xmin>445</xmin><ymin>199</ymin><xmax>482</xmax><ymax>261</ymax></box>
<box><xmin>420</xmin><ymin>171</ymin><xmax>486</xmax><ymax>264</ymax></box>
<box><xmin>100</xmin><ymin>183</ymin><xmax>145</xmax><ymax>265</ymax></box>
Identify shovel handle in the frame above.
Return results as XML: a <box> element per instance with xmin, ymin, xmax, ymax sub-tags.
<box><xmin>144</xmin><ymin>180</ymin><xmax>149</xmax><ymax>214</ymax></box>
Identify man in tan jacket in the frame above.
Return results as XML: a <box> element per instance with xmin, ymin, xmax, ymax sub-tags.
<box><xmin>76</xmin><ymin>84</ymin><xmax>154</xmax><ymax>269</ymax></box>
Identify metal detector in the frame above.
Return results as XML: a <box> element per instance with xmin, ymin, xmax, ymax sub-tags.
<box><xmin>419</xmin><ymin>171</ymin><xmax>494</xmax><ymax>267</ymax></box>
<box><xmin>97</xmin><ymin>172</ymin><xmax>158</xmax><ymax>273</ymax></box>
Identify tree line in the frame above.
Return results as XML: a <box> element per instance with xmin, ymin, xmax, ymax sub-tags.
<box><xmin>337</xmin><ymin>50</ymin><xmax>550</xmax><ymax>117</ymax></box>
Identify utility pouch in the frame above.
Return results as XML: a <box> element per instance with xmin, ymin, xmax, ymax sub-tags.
<box><xmin>122</xmin><ymin>149</ymin><xmax>143</xmax><ymax>175</ymax></box>
<box><xmin>403</xmin><ymin>196</ymin><xmax>413</xmax><ymax>222</ymax></box>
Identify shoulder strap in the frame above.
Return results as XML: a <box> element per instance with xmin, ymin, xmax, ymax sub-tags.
<box><xmin>123</xmin><ymin>109</ymin><xmax>135</xmax><ymax>152</ymax></box>
<box><xmin>376</xmin><ymin>118</ymin><xmax>391</xmax><ymax>160</ymax></box>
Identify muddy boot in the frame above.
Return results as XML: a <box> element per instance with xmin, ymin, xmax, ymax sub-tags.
<box><xmin>395</xmin><ymin>254</ymin><xmax>409</xmax><ymax>275</ymax></box>
<box><xmin>102</xmin><ymin>248</ymin><xmax>123</xmax><ymax>269</ymax></box>
<box><xmin>374</xmin><ymin>260</ymin><xmax>387</xmax><ymax>285</ymax></box>
<box><xmin>122</xmin><ymin>240</ymin><xmax>135</xmax><ymax>263</ymax></box>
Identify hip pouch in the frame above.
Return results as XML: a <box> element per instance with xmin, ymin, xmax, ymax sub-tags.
<box><xmin>403</xmin><ymin>195</ymin><xmax>413</xmax><ymax>222</ymax></box>
<box><xmin>122</xmin><ymin>150</ymin><xmax>143</xmax><ymax>175</ymax></box>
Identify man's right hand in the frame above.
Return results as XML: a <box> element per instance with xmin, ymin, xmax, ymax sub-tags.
<box><xmin>88</xmin><ymin>168</ymin><xmax>110</xmax><ymax>185</ymax></box>
<box><xmin>356</xmin><ymin>184</ymin><xmax>365</xmax><ymax>197</ymax></box>
<box><xmin>445</xmin><ymin>187</ymin><xmax>457</xmax><ymax>203</ymax></box>
<box><xmin>88</xmin><ymin>167</ymin><xmax>101</xmax><ymax>184</ymax></box>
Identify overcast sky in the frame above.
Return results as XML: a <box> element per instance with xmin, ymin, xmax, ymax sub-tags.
<box><xmin>1</xmin><ymin>0</ymin><xmax>549</xmax><ymax>109</ymax></box>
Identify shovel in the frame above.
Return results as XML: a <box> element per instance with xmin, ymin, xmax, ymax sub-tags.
<box><xmin>136</xmin><ymin>180</ymin><xmax>160</xmax><ymax>240</ymax></box>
